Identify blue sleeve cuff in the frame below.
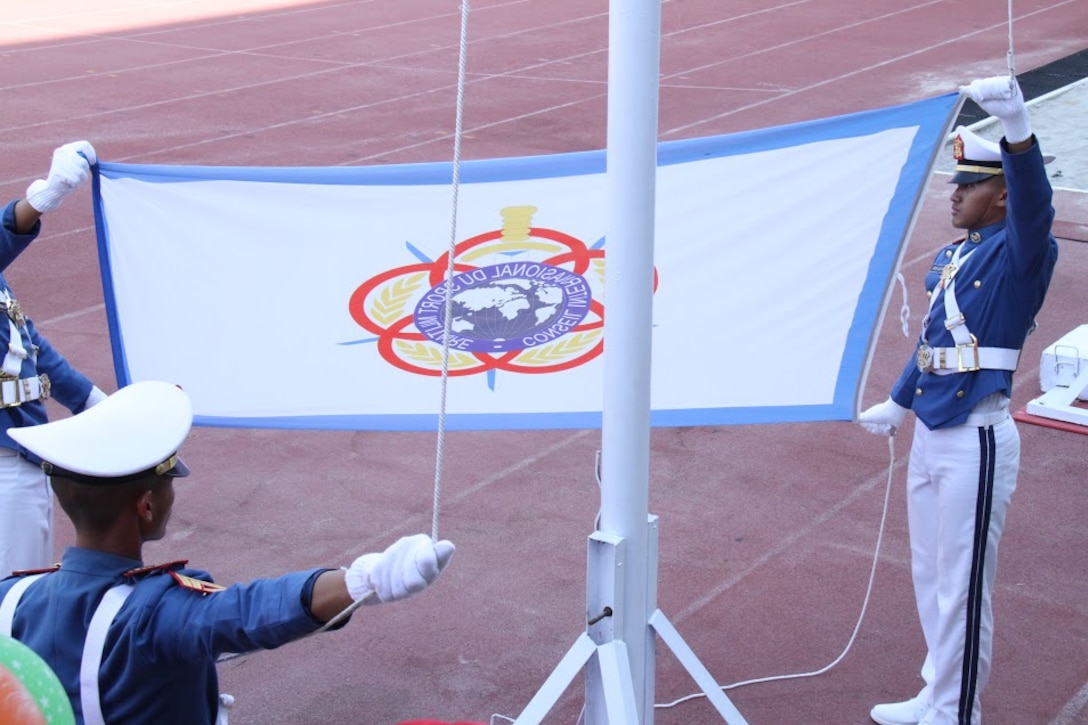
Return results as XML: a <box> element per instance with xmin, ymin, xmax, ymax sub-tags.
<box><xmin>2</xmin><ymin>200</ymin><xmax>40</xmax><ymax>239</ymax></box>
<box><xmin>300</xmin><ymin>568</ymin><xmax>351</xmax><ymax>630</ymax></box>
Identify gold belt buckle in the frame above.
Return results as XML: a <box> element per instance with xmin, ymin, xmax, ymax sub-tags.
<box><xmin>956</xmin><ymin>335</ymin><xmax>980</xmax><ymax>372</ymax></box>
<box><xmin>0</xmin><ymin>374</ymin><xmax>50</xmax><ymax>408</ymax></box>
<box><xmin>916</xmin><ymin>345</ymin><xmax>935</xmax><ymax>373</ymax></box>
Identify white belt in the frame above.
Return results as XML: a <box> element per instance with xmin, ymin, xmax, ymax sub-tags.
<box><xmin>917</xmin><ymin>343</ymin><xmax>1019</xmax><ymax>374</ymax></box>
<box><xmin>0</xmin><ymin>374</ymin><xmax>50</xmax><ymax>408</ymax></box>
<box><xmin>918</xmin><ymin>245</ymin><xmax>1020</xmax><ymax>375</ymax></box>
<box><xmin>2</xmin><ymin>575</ymin><xmax>232</xmax><ymax>724</ymax></box>
<box><xmin>81</xmin><ymin>584</ymin><xmax>136</xmax><ymax>725</ymax></box>
<box><xmin>965</xmin><ymin>407</ymin><xmax>1011</xmax><ymax>427</ymax></box>
<box><xmin>1</xmin><ymin>288</ymin><xmax>35</xmax><ymax>378</ymax></box>
<box><xmin>0</xmin><ymin>573</ymin><xmax>48</xmax><ymax>635</ymax></box>
<box><xmin>82</xmin><ymin>584</ymin><xmax>231</xmax><ymax>724</ymax></box>
<box><xmin>1</xmin><ymin>574</ymin><xmax>136</xmax><ymax>725</ymax></box>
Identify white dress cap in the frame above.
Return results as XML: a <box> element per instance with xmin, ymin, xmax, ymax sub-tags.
<box><xmin>8</xmin><ymin>380</ymin><xmax>192</xmax><ymax>479</ymax></box>
<box><xmin>950</xmin><ymin>125</ymin><xmax>1004</xmax><ymax>184</ymax></box>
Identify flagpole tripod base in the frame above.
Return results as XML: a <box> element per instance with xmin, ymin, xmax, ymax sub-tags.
<box><xmin>513</xmin><ymin>522</ymin><xmax>747</xmax><ymax>724</ymax></box>
<box><xmin>1026</xmin><ymin>365</ymin><xmax>1088</xmax><ymax>427</ymax></box>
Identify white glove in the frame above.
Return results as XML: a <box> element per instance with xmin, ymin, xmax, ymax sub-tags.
<box><xmin>26</xmin><ymin>140</ymin><xmax>97</xmax><ymax>213</ymax></box>
<box><xmin>959</xmin><ymin>76</ymin><xmax>1032</xmax><ymax>144</ymax></box>
<box><xmin>858</xmin><ymin>398</ymin><xmax>909</xmax><ymax>437</ymax></box>
<box><xmin>83</xmin><ymin>385</ymin><xmax>108</xmax><ymax>409</ymax></box>
<box><xmin>344</xmin><ymin>534</ymin><xmax>455</xmax><ymax>604</ymax></box>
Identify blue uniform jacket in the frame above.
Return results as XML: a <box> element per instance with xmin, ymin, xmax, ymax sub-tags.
<box><xmin>0</xmin><ymin>200</ymin><xmax>95</xmax><ymax>458</ymax></box>
<box><xmin>890</xmin><ymin>139</ymin><xmax>1058</xmax><ymax>430</ymax></box>
<box><xmin>0</xmin><ymin>547</ymin><xmax>332</xmax><ymax>724</ymax></box>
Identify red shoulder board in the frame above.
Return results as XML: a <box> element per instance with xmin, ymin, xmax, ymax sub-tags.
<box><xmin>169</xmin><ymin>572</ymin><xmax>226</xmax><ymax>594</ymax></box>
<box><xmin>9</xmin><ymin>563</ymin><xmax>60</xmax><ymax>577</ymax></box>
<box><xmin>122</xmin><ymin>560</ymin><xmax>189</xmax><ymax>580</ymax></box>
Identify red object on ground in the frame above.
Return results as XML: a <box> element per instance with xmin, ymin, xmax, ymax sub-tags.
<box><xmin>1013</xmin><ymin>407</ymin><xmax>1088</xmax><ymax>435</ymax></box>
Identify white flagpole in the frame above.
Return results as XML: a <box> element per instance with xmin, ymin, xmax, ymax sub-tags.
<box><xmin>514</xmin><ymin>1</ymin><xmax>747</xmax><ymax>721</ymax></box>
<box><xmin>592</xmin><ymin>0</ymin><xmax>662</xmax><ymax>719</ymax></box>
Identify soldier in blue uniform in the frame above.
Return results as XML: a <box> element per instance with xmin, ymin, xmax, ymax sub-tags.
<box><xmin>0</xmin><ymin>140</ymin><xmax>108</xmax><ymax>578</ymax></box>
<box><xmin>0</xmin><ymin>381</ymin><xmax>454</xmax><ymax>724</ymax></box>
<box><xmin>859</xmin><ymin>75</ymin><xmax>1058</xmax><ymax>725</ymax></box>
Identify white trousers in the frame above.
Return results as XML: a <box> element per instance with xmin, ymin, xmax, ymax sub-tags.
<box><xmin>0</xmin><ymin>447</ymin><xmax>54</xmax><ymax>576</ymax></box>
<box><xmin>906</xmin><ymin>410</ymin><xmax>1019</xmax><ymax>725</ymax></box>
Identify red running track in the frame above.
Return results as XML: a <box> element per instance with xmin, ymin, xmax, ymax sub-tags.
<box><xmin>1</xmin><ymin>1</ymin><xmax>1087</xmax><ymax>723</ymax></box>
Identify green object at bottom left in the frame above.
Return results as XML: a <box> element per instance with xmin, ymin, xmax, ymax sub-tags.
<box><xmin>0</xmin><ymin>634</ymin><xmax>75</xmax><ymax>725</ymax></box>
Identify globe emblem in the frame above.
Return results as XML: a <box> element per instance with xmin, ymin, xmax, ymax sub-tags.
<box><xmin>349</xmin><ymin>206</ymin><xmax>615</xmax><ymax>376</ymax></box>
<box><xmin>414</xmin><ymin>263</ymin><xmax>592</xmax><ymax>353</ymax></box>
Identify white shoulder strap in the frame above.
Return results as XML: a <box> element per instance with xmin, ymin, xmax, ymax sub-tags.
<box><xmin>80</xmin><ymin>584</ymin><xmax>135</xmax><ymax>725</ymax></box>
<box><xmin>0</xmin><ymin>573</ymin><xmax>48</xmax><ymax>635</ymax></box>
<box><xmin>0</xmin><ymin>288</ymin><xmax>32</xmax><ymax>377</ymax></box>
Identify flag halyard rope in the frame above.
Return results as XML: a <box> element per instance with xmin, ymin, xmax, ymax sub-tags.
<box><xmin>1006</xmin><ymin>0</ymin><xmax>1016</xmax><ymax>78</ymax></box>
<box><xmin>431</xmin><ymin>0</ymin><xmax>472</xmax><ymax>543</ymax></box>
<box><xmin>221</xmin><ymin>5</ymin><xmax>473</xmax><ymax>655</ymax></box>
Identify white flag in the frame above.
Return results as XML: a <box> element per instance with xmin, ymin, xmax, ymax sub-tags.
<box><xmin>92</xmin><ymin>93</ymin><xmax>960</xmax><ymax>430</ymax></box>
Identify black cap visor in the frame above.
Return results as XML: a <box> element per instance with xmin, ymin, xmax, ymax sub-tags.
<box><xmin>42</xmin><ymin>452</ymin><xmax>190</xmax><ymax>484</ymax></box>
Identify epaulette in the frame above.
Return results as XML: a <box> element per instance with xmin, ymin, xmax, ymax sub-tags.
<box><xmin>169</xmin><ymin>572</ymin><xmax>226</xmax><ymax>595</ymax></box>
<box><xmin>122</xmin><ymin>560</ymin><xmax>189</xmax><ymax>580</ymax></box>
<box><xmin>9</xmin><ymin>563</ymin><xmax>60</xmax><ymax>577</ymax></box>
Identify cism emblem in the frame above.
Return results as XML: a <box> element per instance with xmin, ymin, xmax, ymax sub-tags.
<box><xmin>952</xmin><ymin>134</ymin><xmax>965</xmax><ymax>161</ymax></box>
<box><xmin>348</xmin><ymin>206</ymin><xmax>649</xmax><ymax>378</ymax></box>
<box><xmin>413</xmin><ymin>262</ymin><xmax>592</xmax><ymax>353</ymax></box>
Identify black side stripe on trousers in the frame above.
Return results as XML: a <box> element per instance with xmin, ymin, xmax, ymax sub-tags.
<box><xmin>960</xmin><ymin>425</ymin><xmax>996</xmax><ymax>725</ymax></box>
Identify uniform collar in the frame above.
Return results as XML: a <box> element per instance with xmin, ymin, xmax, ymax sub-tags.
<box><xmin>60</xmin><ymin>547</ymin><xmax>143</xmax><ymax>577</ymax></box>
<box><xmin>964</xmin><ymin>220</ymin><xmax>1006</xmax><ymax>245</ymax></box>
